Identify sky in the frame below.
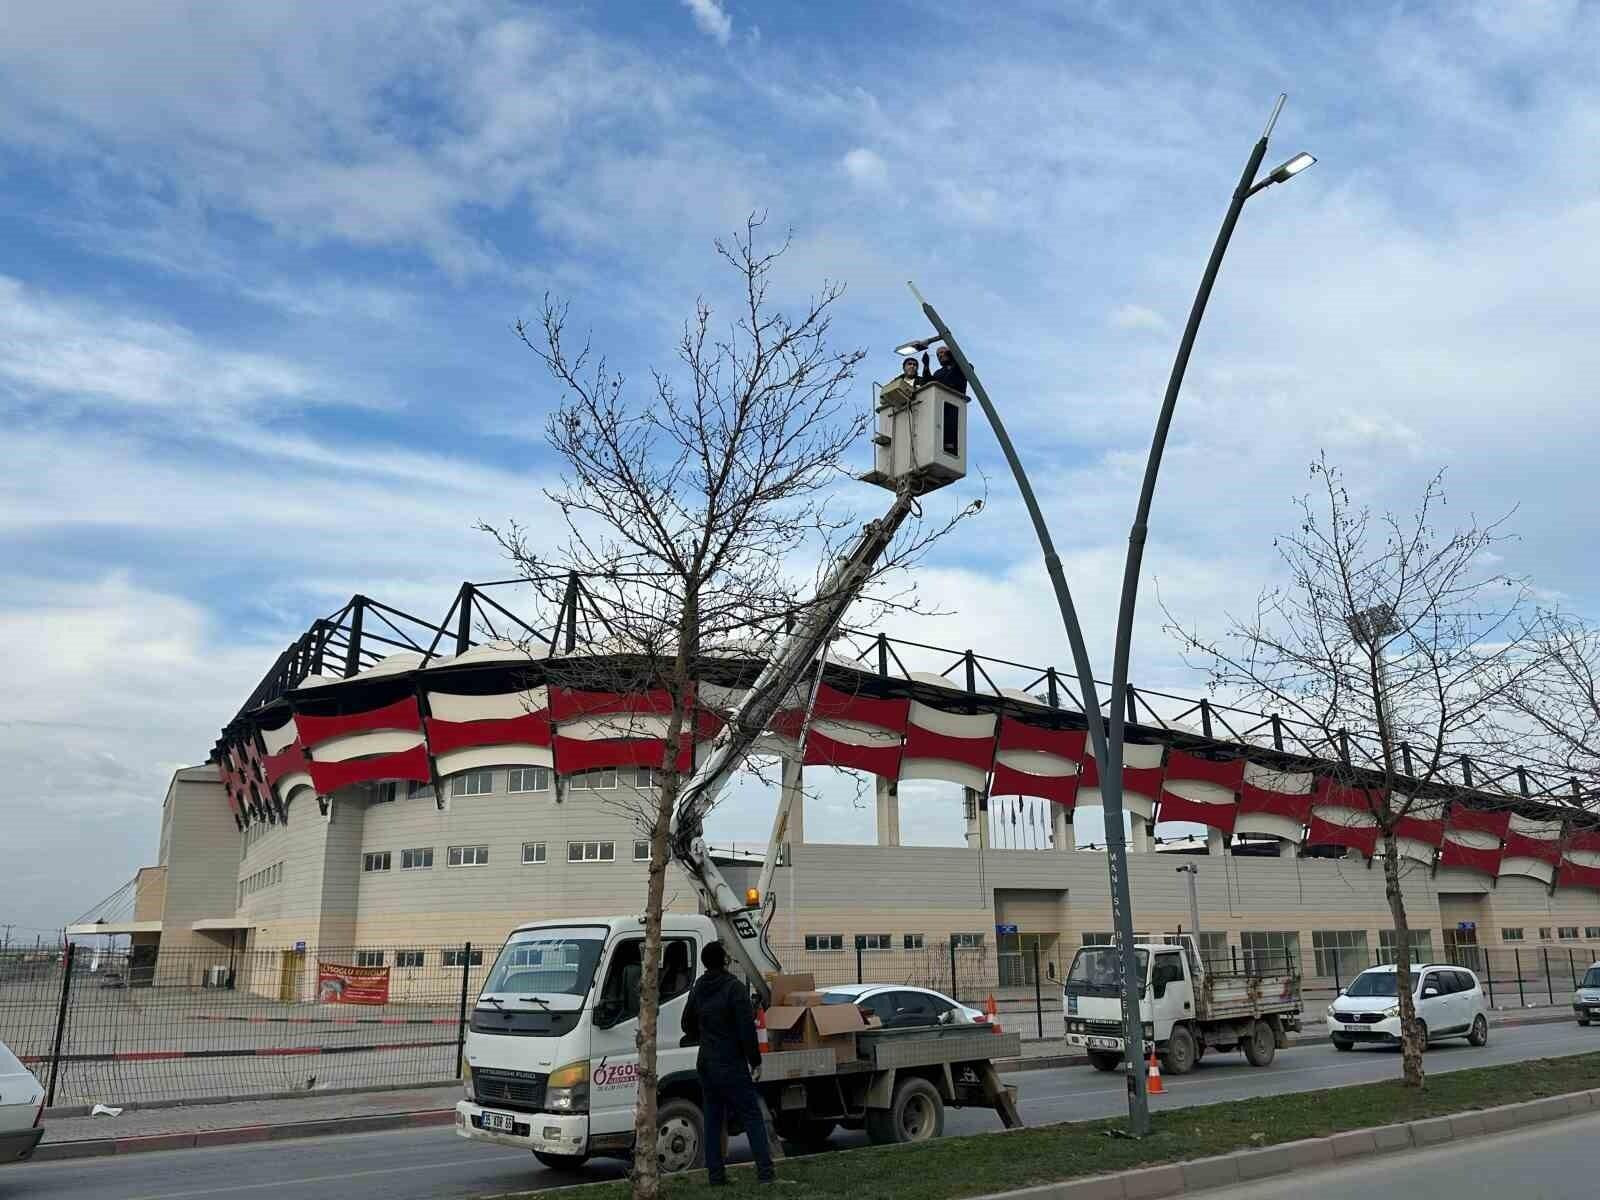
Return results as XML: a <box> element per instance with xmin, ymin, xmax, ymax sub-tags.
<box><xmin>4</xmin><ymin>0</ymin><xmax>1600</xmax><ymax>937</ymax></box>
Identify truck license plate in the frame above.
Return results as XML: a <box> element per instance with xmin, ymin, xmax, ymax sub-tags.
<box><xmin>482</xmin><ymin>1111</ymin><xmax>516</xmax><ymax>1133</ymax></box>
<box><xmin>1088</xmin><ymin>1036</ymin><xmax>1120</xmax><ymax>1050</ymax></box>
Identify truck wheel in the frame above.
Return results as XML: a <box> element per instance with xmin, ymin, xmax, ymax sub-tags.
<box><xmin>1087</xmin><ymin>1050</ymin><xmax>1122</xmax><ymax>1073</ymax></box>
<box><xmin>866</xmin><ymin>1077</ymin><xmax>945</xmax><ymax>1145</ymax></box>
<box><xmin>533</xmin><ymin>1151</ymin><xmax>590</xmax><ymax>1171</ymax></box>
<box><xmin>655</xmin><ymin>1098</ymin><xmax>705</xmax><ymax>1173</ymax></box>
<box><xmin>1242</xmin><ymin>1019</ymin><xmax>1277</xmax><ymax>1067</ymax></box>
<box><xmin>1162</xmin><ymin>1025</ymin><xmax>1197</xmax><ymax>1076</ymax></box>
<box><xmin>776</xmin><ymin>1114</ymin><xmax>836</xmax><ymax>1152</ymax></box>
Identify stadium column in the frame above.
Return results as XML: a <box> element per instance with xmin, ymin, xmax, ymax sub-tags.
<box><xmin>875</xmin><ymin>777</ymin><xmax>901</xmax><ymax>847</ymax></box>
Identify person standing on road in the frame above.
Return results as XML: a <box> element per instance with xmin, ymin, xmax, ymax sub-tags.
<box><xmin>681</xmin><ymin>941</ymin><xmax>775</xmax><ymax>1186</ymax></box>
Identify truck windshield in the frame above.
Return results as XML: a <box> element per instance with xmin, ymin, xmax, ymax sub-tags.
<box><xmin>1345</xmin><ymin>971</ymin><xmax>1400</xmax><ymax>998</ymax></box>
<box><xmin>1582</xmin><ymin>967</ymin><xmax>1600</xmax><ymax>988</ymax></box>
<box><xmin>482</xmin><ymin>926</ymin><xmax>607</xmax><ymax>998</ymax></box>
<box><xmin>1066</xmin><ymin>947</ymin><xmax>1148</xmax><ymax>994</ymax></box>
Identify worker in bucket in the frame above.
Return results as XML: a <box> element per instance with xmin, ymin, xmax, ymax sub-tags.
<box><xmin>910</xmin><ymin>340</ymin><xmax>969</xmax><ymax>393</ymax></box>
<box><xmin>682</xmin><ymin>942</ymin><xmax>776</xmax><ymax>1185</ymax></box>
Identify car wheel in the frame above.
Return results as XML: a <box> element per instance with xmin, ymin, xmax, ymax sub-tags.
<box><xmin>1162</xmin><ymin>1024</ymin><xmax>1197</xmax><ymax>1076</ymax></box>
<box><xmin>654</xmin><ymin>1098</ymin><xmax>705</xmax><ymax>1174</ymax></box>
<box><xmin>533</xmin><ymin>1151</ymin><xmax>590</xmax><ymax>1171</ymax></box>
<box><xmin>1087</xmin><ymin>1049</ymin><xmax>1122</xmax><ymax>1072</ymax></box>
<box><xmin>1468</xmin><ymin>1014</ymin><xmax>1489</xmax><ymax>1046</ymax></box>
<box><xmin>1331</xmin><ymin>1036</ymin><xmax>1354</xmax><ymax>1052</ymax></box>
<box><xmin>1580</xmin><ymin>1015</ymin><xmax>1591</xmax><ymax>1027</ymax></box>
<box><xmin>1242</xmin><ymin>1018</ymin><xmax>1277</xmax><ymax>1067</ymax></box>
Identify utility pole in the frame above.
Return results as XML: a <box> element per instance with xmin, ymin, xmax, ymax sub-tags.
<box><xmin>1176</xmin><ymin>865</ymin><xmax>1201</xmax><ymax>952</ymax></box>
<box><xmin>1</xmin><ymin>923</ymin><xmax>14</xmax><ymax>953</ymax></box>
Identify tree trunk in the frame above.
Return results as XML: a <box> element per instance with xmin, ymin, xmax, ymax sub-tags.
<box><xmin>1381</xmin><ymin>830</ymin><xmax>1425</xmax><ymax>1088</ymax></box>
<box><xmin>627</xmin><ymin>782</ymin><xmax>676</xmax><ymax>1200</ymax></box>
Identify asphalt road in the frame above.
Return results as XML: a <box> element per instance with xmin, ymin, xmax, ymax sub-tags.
<box><xmin>1223</xmin><ymin>1111</ymin><xmax>1600</xmax><ymax>1200</ymax></box>
<box><xmin>6</xmin><ymin>1022</ymin><xmax>1593</xmax><ymax>1200</ymax></box>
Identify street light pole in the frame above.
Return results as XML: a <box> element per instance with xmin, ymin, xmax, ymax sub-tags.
<box><xmin>1177</xmin><ymin>864</ymin><xmax>1202</xmax><ymax>951</ymax></box>
<box><xmin>905</xmin><ymin>283</ymin><xmax>1152</xmax><ymax>1133</ymax></box>
<box><xmin>1101</xmin><ymin>102</ymin><xmax>1314</xmax><ymax>1112</ymax></box>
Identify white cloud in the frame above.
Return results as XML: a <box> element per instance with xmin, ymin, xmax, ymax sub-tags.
<box><xmin>841</xmin><ymin>147</ymin><xmax>889</xmax><ymax>189</ymax></box>
<box><xmin>681</xmin><ymin>0</ymin><xmax>733</xmax><ymax>45</ymax></box>
<box><xmin>1109</xmin><ymin>303</ymin><xmax>1169</xmax><ymax>333</ymax></box>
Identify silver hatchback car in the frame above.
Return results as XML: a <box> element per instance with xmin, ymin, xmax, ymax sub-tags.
<box><xmin>0</xmin><ymin>1039</ymin><xmax>45</xmax><ymax>1163</ymax></box>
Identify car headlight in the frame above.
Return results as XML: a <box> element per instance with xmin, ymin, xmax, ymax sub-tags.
<box><xmin>1141</xmin><ymin>1022</ymin><xmax>1154</xmax><ymax>1040</ymax></box>
<box><xmin>1382</xmin><ymin>1005</ymin><xmax>1400</xmax><ymax>1018</ymax></box>
<box><xmin>545</xmin><ymin>1060</ymin><xmax>590</xmax><ymax>1114</ymax></box>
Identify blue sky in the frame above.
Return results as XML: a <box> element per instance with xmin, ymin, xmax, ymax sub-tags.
<box><xmin>4</xmin><ymin>0</ymin><xmax>1600</xmax><ymax>934</ymax></box>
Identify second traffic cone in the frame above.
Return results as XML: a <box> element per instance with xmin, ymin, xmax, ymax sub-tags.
<box><xmin>1145</xmin><ymin>1047</ymin><xmax>1165</xmax><ymax>1095</ymax></box>
<box><xmin>756</xmin><ymin>1007</ymin><xmax>770</xmax><ymax>1055</ymax></box>
<box><xmin>985</xmin><ymin>993</ymin><xmax>998</xmax><ymax>1019</ymax></box>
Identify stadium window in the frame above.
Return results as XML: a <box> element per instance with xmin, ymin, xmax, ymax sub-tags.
<box><xmin>1081</xmin><ymin>932</ymin><xmax>1114</xmax><ymax>946</ymax></box>
<box><xmin>804</xmin><ymin>934</ymin><xmax>844</xmax><ymax>953</ymax></box>
<box><xmin>633</xmin><ymin>766</ymin><xmax>658</xmax><ymax>788</ymax></box>
<box><xmin>1587</xmin><ymin>927</ymin><xmax>1600</xmax><ymax>940</ymax></box>
<box><xmin>904</xmin><ymin>934</ymin><xmax>925</xmax><ymax>950</ymax></box>
<box><xmin>856</xmin><ymin>934</ymin><xmax>892</xmax><ymax>951</ymax></box>
<box><xmin>442</xmin><ymin>948</ymin><xmax>484</xmax><ymax>967</ymax></box>
<box><xmin>633</xmin><ymin>841</ymin><xmax>650</xmax><ymax>861</ymax></box>
<box><xmin>569</xmin><ymin>768</ymin><xmax>618</xmax><ymax>791</ymax></box>
<box><xmin>451</xmin><ymin>770</ymin><xmax>494</xmax><ymax>797</ymax></box>
<box><xmin>952</xmin><ymin>932</ymin><xmax>986</xmax><ymax>950</ymax></box>
<box><xmin>1559</xmin><ymin>926</ymin><xmax>1579</xmax><ymax>940</ymax></box>
<box><xmin>522</xmin><ymin>842</ymin><xmax>547</xmax><ymax>865</ymax></box>
<box><xmin>447</xmin><ymin>844</ymin><xmax>490</xmax><ymax>867</ymax></box>
<box><xmin>1241</xmin><ymin>930</ymin><xmax>1300</xmax><ymax>974</ymax></box>
<box><xmin>1312</xmin><ymin>930</ymin><xmax>1369</xmax><ymax>977</ymax></box>
<box><xmin>1501</xmin><ymin>928</ymin><xmax>1525</xmax><ymax>943</ymax></box>
<box><xmin>395</xmin><ymin>951</ymin><xmax>425</xmax><ymax>969</ymax></box>
<box><xmin>400</xmin><ymin>847</ymin><xmax>433</xmax><ymax>870</ymax></box>
<box><xmin>567</xmin><ymin>840</ymin><xmax>616</xmax><ymax>863</ymax></box>
<box><xmin>1539</xmin><ymin>927</ymin><xmax>1553</xmax><ymax>942</ymax></box>
<box><xmin>1376</xmin><ymin>929</ymin><xmax>1432</xmax><ymax>965</ymax></box>
<box><xmin>362</xmin><ymin>851</ymin><xmax>391</xmax><ymax>873</ymax></box>
<box><xmin>355</xmin><ymin>951</ymin><xmax>385</xmax><ymax>967</ymax></box>
<box><xmin>508</xmin><ymin>767</ymin><xmax>550</xmax><ymax>793</ymax></box>
<box><xmin>407</xmin><ymin>780</ymin><xmax>435</xmax><ymax>801</ymax></box>
<box><xmin>370</xmin><ymin>782</ymin><xmax>397</xmax><ymax>805</ymax></box>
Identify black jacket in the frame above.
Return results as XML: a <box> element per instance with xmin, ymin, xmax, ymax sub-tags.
<box><xmin>682</xmin><ymin>969</ymin><xmax>760</xmax><ymax>1079</ymax></box>
<box><xmin>921</xmin><ymin>356</ymin><xmax>969</xmax><ymax>394</ymax></box>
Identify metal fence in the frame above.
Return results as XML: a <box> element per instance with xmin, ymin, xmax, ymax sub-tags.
<box><xmin>1303</xmin><ymin>943</ymin><xmax>1600</xmax><ymax>1010</ymax></box>
<box><xmin>0</xmin><ymin>943</ymin><xmax>489</xmax><ymax>1108</ymax></box>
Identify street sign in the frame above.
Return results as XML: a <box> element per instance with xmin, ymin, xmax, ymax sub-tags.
<box><xmin>294</xmin><ymin>940</ymin><xmax>307</xmax><ymax>951</ymax></box>
<box><xmin>995</xmin><ymin>923</ymin><xmax>1019</xmax><ymax>935</ymax></box>
<box><xmin>1456</xmin><ymin>922</ymin><xmax>1475</xmax><ymax>932</ymax></box>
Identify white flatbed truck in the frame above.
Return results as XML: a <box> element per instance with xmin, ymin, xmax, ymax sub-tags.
<box><xmin>454</xmin><ymin>379</ymin><xmax>1023</xmax><ymax>1170</ymax></box>
<box><xmin>1063</xmin><ymin>937</ymin><xmax>1302</xmax><ymax>1075</ymax></box>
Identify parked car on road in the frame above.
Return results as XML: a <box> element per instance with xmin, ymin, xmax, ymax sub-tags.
<box><xmin>1326</xmin><ymin>963</ymin><xmax>1489</xmax><ymax>1051</ymax></box>
<box><xmin>817</xmin><ymin>984</ymin><xmax>991</xmax><ymax>1030</ymax></box>
<box><xmin>0</xmin><ymin>1039</ymin><xmax>45</xmax><ymax>1164</ymax></box>
<box><xmin>1573</xmin><ymin>962</ymin><xmax>1600</xmax><ymax>1026</ymax></box>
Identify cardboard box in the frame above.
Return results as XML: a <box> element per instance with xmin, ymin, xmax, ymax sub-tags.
<box><xmin>763</xmin><ymin>973</ymin><xmax>816</xmax><ymax>1007</ymax></box>
<box><xmin>765</xmin><ymin>1002</ymin><xmax>867</xmax><ymax>1064</ymax></box>
<box><xmin>786</xmin><ymin>990</ymin><xmax>828</xmax><ymax>1008</ymax></box>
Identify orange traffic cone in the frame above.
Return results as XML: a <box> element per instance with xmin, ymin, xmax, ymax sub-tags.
<box><xmin>1145</xmin><ymin>1048</ymin><xmax>1165</xmax><ymax>1096</ymax></box>
<box><xmin>985</xmin><ymin>994</ymin><xmax>998</xmax><ymax>1019</ymax></box>
<box><xmin>756</xmin><ymin>1007</ymin><xmax>770</xmax><ymax>1055</ymax></box>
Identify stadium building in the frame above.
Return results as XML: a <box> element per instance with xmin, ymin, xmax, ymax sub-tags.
<box><xmin>74</xmin><ymin>582</ymin><xmax>1600</xmax><ymax>997</ymax></box>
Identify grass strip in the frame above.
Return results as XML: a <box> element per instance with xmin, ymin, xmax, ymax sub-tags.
<box><xmin>517</xmin><ymin>1051</ymin><xmax>1600</xmax><ymax>1200</ymax></box>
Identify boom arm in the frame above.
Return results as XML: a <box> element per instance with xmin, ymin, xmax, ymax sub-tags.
<box><xmin>671</xmin><ymin>486</ymin><xmax>918</xmax><ymax>1007</ymax></box>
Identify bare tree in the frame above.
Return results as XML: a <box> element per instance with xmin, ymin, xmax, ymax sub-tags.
<box><xmin>481</xmin><ymin>217</ymin><xmax>971</xmax><ymax>1196</ymax></box>
<box><xmin>1505</xmin><ymin>611</ymin><xmax>1600</xmax><ymax>793</ymax></box>
<box><xmin>1166</xmin><ymin>455</ymin><xmax>1538</xmax><ymax>1088</ymax></box>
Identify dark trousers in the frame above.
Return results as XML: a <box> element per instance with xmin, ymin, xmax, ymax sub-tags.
<box><xmin>700</xmin><ymin>1070</ymin><xmax>774</xmax><ymax>1181</ymax></box>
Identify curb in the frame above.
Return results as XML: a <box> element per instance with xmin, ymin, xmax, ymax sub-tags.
<box><xmin>28</xmin><ymin>1108</ymin><xmax>456</xmax><ymax>1162</ymax></box>
<box><xmin>964</xmin><ymin>1087</ymin><xmax>1600</xmax><ymax>1200</ymax></box>
<box><xmin>43</xmin><ymin>1078</ymin><xmax>461</xmax><ymax>1121</ymax></box>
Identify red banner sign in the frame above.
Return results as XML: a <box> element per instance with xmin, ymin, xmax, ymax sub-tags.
<box><xmin>317</xmin><ymin>962</ymin><xmax>390</xmax><ymax>1005</ymax></box>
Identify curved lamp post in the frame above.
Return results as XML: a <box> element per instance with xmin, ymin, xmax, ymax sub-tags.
<box><xmin>899</xmin><ymin>285</ymin><xmax>1156</xmax><ymax>1131</ymax></box>
<box><xmin>1101</xmin><ymin>104</ymin><xmax>1315</xmax><ymax>1092</ymax></box>
<box><xmin>900</xmin><ymin>94</ymin><xmax>1313</xmax><ymax>1137</ymax></box>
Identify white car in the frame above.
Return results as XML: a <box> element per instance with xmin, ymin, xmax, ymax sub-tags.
<box><xmin>1574</xmin><ymin>961</ymin><xmax>1600</xmax><ymax>1026</ymax></box>
<box><xmin>0</xmin><ymin>1039</ymin><xmax>45</xmax><ymax>1164</ymax></box>
<box><xmin>1327</xmin><ymin>963</ymin><xmax>1489</xmax><ymax>1051</ymax></box>
<box><xmin>817</xmin><ymin>984</ymin><xmax>993</xmax><ymax>1031</ymax></box>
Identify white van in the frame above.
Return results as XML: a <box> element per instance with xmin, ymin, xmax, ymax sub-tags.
<box><xmin>0</xmin><ymin>1039</ymin><xmax>45</xmax><ymax>1164</ymax></box>
<box><xmin>1574</xmin><ymin>962</ymin><xmax>1600</xmax><ymax>1026</ymax></box>
<box><xmin>1327</xmin><ymin>964</ymin><xmax>1489</xmax><ymax>1050</ymax></box>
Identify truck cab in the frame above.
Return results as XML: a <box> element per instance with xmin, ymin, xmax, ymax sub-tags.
<box><xmin>1062</xmin><ymin>938</ymin><xmax>1299</xmax><ymax>1075</ymax></box>
<box><xmin>456</xmin><ymin>914</ymin><xmax>715</xmax><ymax>1172</ymax></box>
